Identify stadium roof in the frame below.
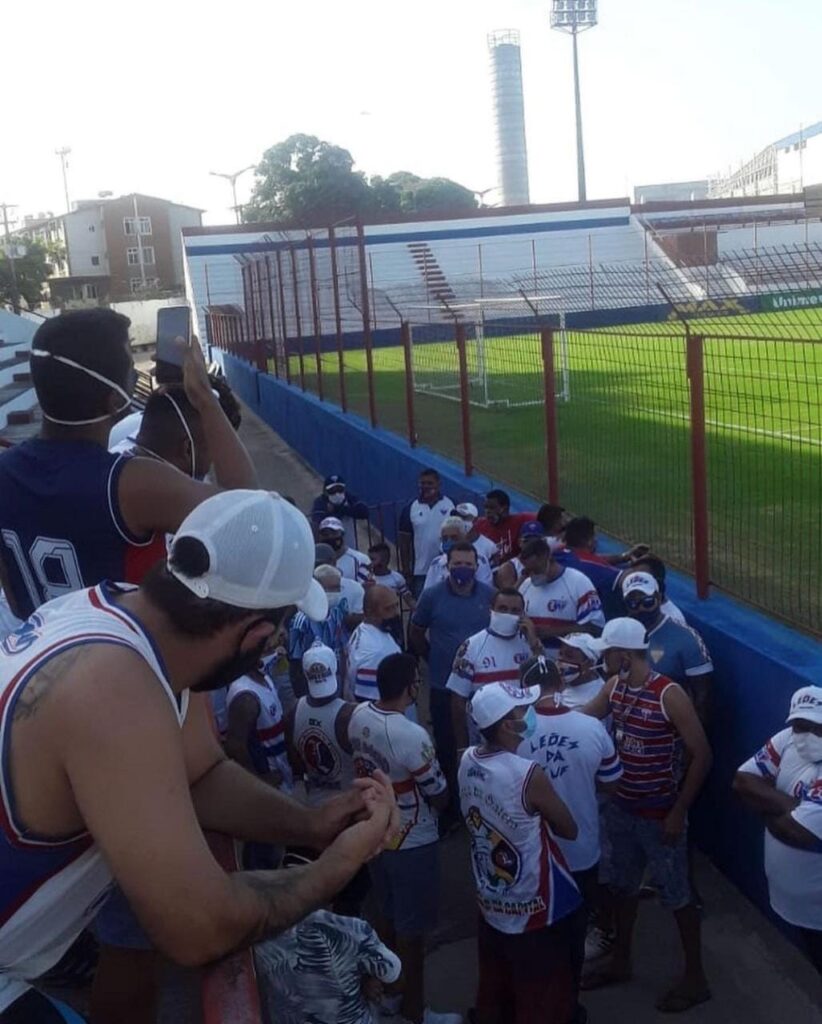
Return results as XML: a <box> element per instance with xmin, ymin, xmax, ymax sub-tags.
<box><xmin>772</xmin><ymin>120</ymin><xmax>822</xmax><ymax>150</ymax></box>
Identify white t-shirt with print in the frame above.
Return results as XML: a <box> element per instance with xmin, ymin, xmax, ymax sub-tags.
<box><xmin>349</xmin><ymin>703</ymin><xmax>446</xmax><ymax>849</ymax></box>
<box><xmin>336</xmin><ymin>548</ymin><xmax>371</xmax><ymax>583</ymax></box>
<box><xmin>407</xmin><ymin>497</ymin><xmax>455</xmax><ymax>575</ymax></box>
<box><xmin>519</xmin><ymin>568</ymin><xmax>604</xmax><ymax>654</ymax></box>
<box><xmin>738</xmin><ymin>727</ymin><xmax>822</xmax><ymax>929</ymax></box>
<box><xmin>345</xmin><ymin>622</ymin><xmax>401</xmax><ymax>701</ymax></box>
<box><xmin>519</xmin><ymin>706</ymin><xmax>622</xmax><ymax>871</ymax></box>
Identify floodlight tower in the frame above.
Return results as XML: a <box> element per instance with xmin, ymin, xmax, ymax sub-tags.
<box><xmin>550</xmin><ymin>1</ymin><xmax>598</xmax><ymax>202</ymax></box>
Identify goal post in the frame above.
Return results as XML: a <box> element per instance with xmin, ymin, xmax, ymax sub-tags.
<box><xmin>406</xmin><ymin>297</ymin><xmax>570</xmax><ymax>408</ymax></box>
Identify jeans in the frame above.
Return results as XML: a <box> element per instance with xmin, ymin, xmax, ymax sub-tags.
<box><xmin>429</xmin><ymin>687</ymin><xmax>457</xmax><ymax>813</ymax></box>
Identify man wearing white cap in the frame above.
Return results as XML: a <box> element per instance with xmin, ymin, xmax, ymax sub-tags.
<box><xmin>621</xmin><ymin>571</ymin><xmax>713</xmax><ymax>723</ymax></box>
<box><xmin>582</xmin><ymin>618</ymin><xmax>712</xmax><ymax>1012</ymax></box>
<box><xmin>557</xmin><ymin>633</ymin><xmax>607</xmax><ymax>710</ymax></box>
<box><xmin>318</xmin><ymin>517</ymin><xmax>371</xmax><ymax>583</ymax></box>
<box><xmin>454</xmin><ymin>502</ymin><xmax>498</xmax><ymax>564</ymax></box>
<box><xmin>458</xmin><ymin>682</ymin><xmax>582</xmax><ymax>1024</ymax></box>
<box><xmin>0</xmin><ymin>490</ymin><xmax>398</xmax><ymax>1021</ymax></box>
<box><xmin>734</xmin><ymin>685</ymin><xmax>822</xmax><ymax>973</ymax></box>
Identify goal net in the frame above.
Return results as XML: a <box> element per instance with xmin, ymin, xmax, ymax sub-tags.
<box><xmin>408</xmin><ymin>297</ymin><xmax>570</xmax><ymax>409</ymax></box>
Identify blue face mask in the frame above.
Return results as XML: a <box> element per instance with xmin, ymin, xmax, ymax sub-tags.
<box><xmin>516</xmin><ymin>705</ymin><xmax>537</xmax><ymax>740</ymax></box>
<box><xmin>441</xmin><ymin>539</ymin><xmax>455</xmax><ymax>555</ymax></box>
<box><xmin>449</xmin><ymin>565</ymin><xmax>476</xmax><ymax>587</ymax></box>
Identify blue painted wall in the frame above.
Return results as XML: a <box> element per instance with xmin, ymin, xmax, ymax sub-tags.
<box><xmin>225</xmin><ymin>353</ymin><xmax>822</xmax><ymax>919</ymax></box>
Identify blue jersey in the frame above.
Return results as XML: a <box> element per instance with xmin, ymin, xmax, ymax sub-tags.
<box><xmin>0</xmin><ymin>440</ymin><xmax>161</xmax><ymax>620</ymax></box>
<box><xmin>646</xmin><ymin>615</ymin><xmax>713</xmax><ymax>691</ymax></box>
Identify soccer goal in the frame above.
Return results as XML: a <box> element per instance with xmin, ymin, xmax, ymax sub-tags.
<box><xmin>407</xmin><ymin>297</ymin><xmax>571</xmax><ymax>409</ymax></box>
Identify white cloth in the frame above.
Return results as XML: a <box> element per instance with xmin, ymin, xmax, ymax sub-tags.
<box><xmin>0</xmin><ymin>592</ymin><xmax>21</xmax><ymax>642</ymax></box>
<box><xmin>349</xmin><ymin>703</ymin><xmax>445</xmax><ymax>849</ymax></box>
<box><xmin>471</xmin><ymin>533</ymin><xmax>498</xmax><ymax>564</ymax></box>
<box><xmin>340</xmin><ymin>578</ymin><xmax>365</xmax><ymax>615</ymax></box>
<box><xmin>345</xmin><ymin>623</ymin><xmax>401</xmax><ymax>701</ymax></box>
<box><xmin>407</xmin><ymin>497</ymin><xmax>454</xmax><ymax>575</ymax></box>
<box><xmin>293</xmin><ymin>697</ymin><xmax>355</xmax><ymax>807</ymax></box>
<box><xmin>227</xmin><ymin>674</ymin><xmax>292</xmax><ymax>791</ymax></box>
<box><xmin>519</xmin><ymin>706</ymin><xmax>622</xmax><ymax>871</ymax></box>
<box><xmin>738</xmin><ymin>727</ymin><xmax>822</xmax><ymax>929</ymax></box>
<box><xmin>368</xmin><ymin>569</ymin><xmax>409</xmax><ymax>597</ymax></box>
<box><xmin>336</xmin><ymin>548</ymin><xmax>371</xmax><ymax>583</ymax></box>
<box><xmin>423</xmin><ymin>551</ymin><xmax>494</xmax><ymax>592</ymax></box>
<box><xmin>661</xmin><ymin>598</ymin><xmax>686</xmax><ymax>625</ymax></box>
<box><xmin>107</xmin><ymin>410</ymin><xmax>143</xmax><ymax>449</ymax></box>
<box><xmin>560</xmin><ymin>676</ymin><xmax>606</xmax><ymax>710</ymax></box>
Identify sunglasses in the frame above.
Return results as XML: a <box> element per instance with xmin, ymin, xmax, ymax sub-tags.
<box><xmin>625</xmin><ymin>595</ymin><xmax>657</xmax><ymax>611</ymax></box>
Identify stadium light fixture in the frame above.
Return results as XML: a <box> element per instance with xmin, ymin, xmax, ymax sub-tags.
<box><xmin>550</xmin><ymin>1</ymin><xmax>598</xmax><ymax>203</ymax></box>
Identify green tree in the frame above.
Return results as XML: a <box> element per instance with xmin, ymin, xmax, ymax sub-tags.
<box><xmin>0</xmin><ymin>239</ymin><xmax>52</xmax><ymax>309</ymax></box>
<box><xmin>409</xmin><ymin>177</ymin><xmax>477</xmax><ymax>216</ymax></box>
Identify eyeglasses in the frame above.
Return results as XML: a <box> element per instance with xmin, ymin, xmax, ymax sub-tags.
<box><xmin>625</xmin><ymin>595</ymin><xmax>657</xmax><ymax>611</ymax></box>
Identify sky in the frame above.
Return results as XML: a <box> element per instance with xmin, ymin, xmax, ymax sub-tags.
<box><xmin>3</xmin><ymin>0</ymin><xmax>821</xmax><ymax>226</ymax></box>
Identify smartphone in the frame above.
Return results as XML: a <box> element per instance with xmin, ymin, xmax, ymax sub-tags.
<box><xmin>155</xmin><ymin>306</ymin><xmax>192</xmax><ymax>368</ymax></box>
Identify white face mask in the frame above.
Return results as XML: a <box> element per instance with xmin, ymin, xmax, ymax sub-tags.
<box><xmin>32</xmin><ymin>349</ymin><xmax>134</xmax><ymax>426</ymax></box>
<box><xmin>327</xmin><ymin>491</ymin><xmax>346</xmax><ymax>506</ymax></box>
<box><xmin>793</xmin><ymin>730</ymin><xmax>822</xmax><ymax>763</ymax></box>
<box><xmin>489</xmin><ymin>610</ymin><xmax>520</xmax><ymax>638</ymax></box>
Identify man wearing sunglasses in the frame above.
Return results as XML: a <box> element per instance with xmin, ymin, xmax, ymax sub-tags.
<box><xmin>621</xmin><ymin>572</ymin><xmax>713</xmax><ymax>725</ymax></box>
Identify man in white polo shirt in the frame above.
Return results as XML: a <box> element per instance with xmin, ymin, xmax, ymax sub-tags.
<box><xmin>447</xmin><ymin>588</ymin><xmax>542</xmax><ymax>749</ymax></box>
<box><xmin>734</xmin><ymin>685</ymin><xmax>822</xmax><ymax>974</ymax></box>
<box><xmin>398</xmin><ymin>468</ymin><xmax>454</xmax><ymax>597</ymax></box>
<box><xmin>345</xmin><ymin>585</ymin><xmax>402</xmax><ymax>702</ymax></box>
<box><xmin>518</xmin><ymin>537</ymin><xmax>604</xmax><ymax>658</ymax></box>
<box><xmin>318</xmin><ymin>517</ymin><xmax>370</xmax><ymax>583</ymax></box>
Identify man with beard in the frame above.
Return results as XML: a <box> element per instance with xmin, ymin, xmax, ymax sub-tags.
<box><xmin>0</xmin><ymin>491</ymin><xmax>397</xmax><ymax>1023</ymax></box>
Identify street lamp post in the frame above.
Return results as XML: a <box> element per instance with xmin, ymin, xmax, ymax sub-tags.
<box><xmin>550</xmin><ymin>1</ymin><xmax>598</xmax><ymax>203</ymax></box>
<box><xmin>209</xmin><ymin>166</ymin><xmax>255</xmax><ymax>225</ymax></box>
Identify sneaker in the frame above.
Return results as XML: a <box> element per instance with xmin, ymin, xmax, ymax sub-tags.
<box><xmin>584</xmin><ymin>926</ymin><xmax>615</xmax><ymax>962</ymax></box>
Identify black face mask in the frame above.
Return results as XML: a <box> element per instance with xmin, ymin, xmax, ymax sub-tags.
<box><xmin>191</xmin><ymin>621</ymin><xmax>271</xmax><ymax>693</ymax></box>
<box><xmin>329</xmin><ymin>537</ymin><xmax>344</xmax><ymax>552</ymax></box>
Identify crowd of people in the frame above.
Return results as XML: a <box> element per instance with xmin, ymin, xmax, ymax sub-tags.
<box><xmin>0</xmin><ymin>309</ymin><xmax>819</xmax><ymax>1024</ymax></box>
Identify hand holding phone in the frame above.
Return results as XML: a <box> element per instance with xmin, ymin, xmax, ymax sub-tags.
<box><xmin>155</xmin><ymin>306</ymin><xmax>192</xmax><ymax>369</ymax></box>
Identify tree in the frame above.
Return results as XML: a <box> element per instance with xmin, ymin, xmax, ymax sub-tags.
<box><xmin>0</xmin><ymin>240</ymin><xmax>52</xmax><ymax>310</ymax></box>
<box><xmin>386</xmin><ymin>172</ymin><xmax>477</xmax><ymax>216</ymax></box>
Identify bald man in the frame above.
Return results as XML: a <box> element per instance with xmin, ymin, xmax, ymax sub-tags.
<box><xmin>345</xmin><ymin>586</ymin><xmax>402</xmax><ymax>703</ymax></box>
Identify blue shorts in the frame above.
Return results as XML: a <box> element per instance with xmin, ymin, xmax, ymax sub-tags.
<box><xmin>1</xmin><ymin>990</ymin><xmax>86</xmax><ymax>1022</ymax></box>
<box><xmin>601</xmin><ymin>802</ymin><xmax>691</xmax><ymax>910</ymax></box>
<box><xmin>92</xmin><ymin>885</ymin><xmax>152</xmax><ymax>950</ymax></box>
<box><xmin>369</xmin><ymin>841</ymin><xmax>439</xmax><ymax>937</ymax></box>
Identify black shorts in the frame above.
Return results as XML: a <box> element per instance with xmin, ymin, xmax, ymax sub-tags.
<box><xmin>1</xmin><ymin>990</ymin><xmax>86</xmax><ymax>1023</ymax></box>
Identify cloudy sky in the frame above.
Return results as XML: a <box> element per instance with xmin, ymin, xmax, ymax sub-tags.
<box><xmin>3</xmin><ymin>0</ymin><xmax>819</xmax><ymax>224</ymax></box>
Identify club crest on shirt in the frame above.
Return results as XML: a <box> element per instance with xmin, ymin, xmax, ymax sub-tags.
<box><xmin>466</xmin><ymin>805</ymin><xmax>521</xmax><ymax>889</ymax></box>
<box><xmin>299</xmin><ymin>727</ymin><xmax>341</xmax><ymax>778</ymax></box>
<box><xmin>1</xmin><ymin>614</ymin><xmax>44</xmax><ymax>656</ymax></box>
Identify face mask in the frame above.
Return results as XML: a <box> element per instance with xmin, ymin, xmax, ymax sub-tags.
<box><xmin>558</xmin><ymin>660</ymin><xmax>582</xmax><ymax>685</ymax></box>
<box><xmin>449</xmin><ymin>566</ymin><xmax>476</xmax><ymax>587</ymax></box>
<box><xmin>326</xmin><ymin>592</ymin><xmax>342</xmax><ymax>609</ymax></box>
<box><xmin>379</xmin><ymin>618</ymin><xmax>395</xmax><ymax>632</ymax></box>
<box><xmin>630</xmin><ymin>609</ymin><xmax>658</xmax><ymax>628</ymax></box>
<box><xmin>513</xmin><ymin>705</ymin><xmax>537</xmax><ymax>741</ymax></box>
<box><xmin>618</xmin><ymin>657</ymin><xmax>632</xmax><ymax>681</ymax></box>
<box><xmin>327</xmin><ymin>491</ymin><xmax>346</xmax><ymax>506</ymax></box>
<box><xmin>32</xmin><ymin>349</ymin><xmax>134</xmax><ymax>426</ymax></box>
<box><xmin>489</xmin><ymin>611</ymin><xmax>520</xmax><ymax>638</ymax></box>
<box><xmin>191</xmin><ymin>626</ymin><xmax>270</xmax><ymax>693</ymax></box>
<box><xmin>441</xmin><ymin>539</ymin><xmax>455</xmax><ymax>555</ymax></box>
<box><xmin>530</xmin><ymin>572</ymin><xmax>549</xmax><ymax>587</ymax></box>
<box><xmin>793</xmin><ymin>731</ymin><xmax>822</xmax><ymax>763</ymax></box>
<box><xmin>328</xmin><ymin>537</ymin><xmax>344</xmax><ymax>552</ymax></box>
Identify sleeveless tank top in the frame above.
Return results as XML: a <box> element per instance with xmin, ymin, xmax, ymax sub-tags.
<box><xmin>293</xmin><ymin>697</ymin><xmax>355</xmax><ymax>807</ymax></box>
<box><xmin>0</xmin><ymin>582</ymin><xmax>188</xmax><ymax>1011</ymax></box>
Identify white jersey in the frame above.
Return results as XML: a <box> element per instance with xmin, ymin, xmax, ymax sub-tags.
<box><xmin>345</xmin><ymin>622</ymin><xmax>401</xmax><ymax>701</ymax></box>
<box><xmin>519</xmin><ymin>568</ymin><xmax>604</xmax><ymax>655</ymax></box>
<box><xmin>340</xmin><ymin>577</ymin><xmax>365</xmax><ymax>615</ymax></box>
<box><xmin>738</xmin><ymin>728</ymin><xmax>822</xmax><ymax>929</ymax></box>
<box><xmin>519</xmin><ymin>705</ymin><xmax>622</xmax><ymax>871</ymax></box>
<box><xmin>471</xmin><ymin>533</ymin><xmax>498</xmax><ymax>564</ymax></box>
<box><xmin>661</xmin><ymin>598</ymin><xmax>686</xmax><ymax>625</ymax></box>
<box><xmin>0</xmin><ymin>583</ymin><xmax>189</xmax><ymax>1011</ymax></box>
<box><xmin>293</xmin><ymin>696</ymin><xmax>355</xmax><ymax>807</ymax></box>
<box><xmin>406</xmin><ymin>497</ymin><xmax>455</xmax><ymax>575</ymax></box>
<box><xmin>459</xmin><ymin>747</ymin><xmax>581</xmax><ymax>934</ymax></box>
<box><xmin>0</xmin><ymin>591</ymin><xmax>21</xmax><ymax>642</ymax></box>
<box><xmin>447</xmin><ymin>628</ymin><xmax>533</xmax><ymax>743</ymax></box>
<box><xmin>336</xmin><ymin>548</ymin><xmax>371</xmax><ymax>583</ymax></box>
<box><xmin>423</xmin><ymin>551</ymin><xmax>494</xmax><ymax>592</ymax></box>
<box><xmin>227</xmin><ymin>674</ymin><xmax>292</xmax><ymax>791</ymax></box>
<box><xmin>368</xmin><ymin>570</ymin><xmax>410</xmax><ymax>598</ymax></box>
<box><xmin>349</xmin><ymin>703</ymin><xmax>446</xmax><ymax>849</ymax></box>
<box><xmin>107</xmin><ymin>410</ymin><xmax>144</xmax><ymax>450</ymax></box>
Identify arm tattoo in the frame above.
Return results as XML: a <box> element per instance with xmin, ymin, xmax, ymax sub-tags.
<box><xmin>12</xmin><ymin>647</ymin><xmax>88</xmax><ymax>722</ymax></box>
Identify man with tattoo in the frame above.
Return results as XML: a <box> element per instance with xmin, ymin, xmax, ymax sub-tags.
<box><xmin>0</xmin><ymin>491</ymin><xmax>398</xmax><ymax>1023</ymax></box>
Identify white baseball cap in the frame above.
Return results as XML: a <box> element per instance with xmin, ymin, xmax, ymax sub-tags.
<box><xmin>302</xmin><ymin>643</ymin><xmax>339</xmax><ymax>699</ymax></box>
<box><xmin>560</xmin><ymin>633</ymin><xmax>602</xmax><ymax>663</ymax></box>
<box><xmin>455</xmin><ymin>502</ymin><xmax>479</xmax><ymax>520</ymax></box>
<box><xmin>787</xmin><ymin>686</ymin><xmax>822</xmax><ymax>726</ymax></box>
<box><xmin>469</xmin><ymin>682</ymin><xmax>540</xmax><ymax>730</ymax></box>
<box><xmin>590</xmin><ymin>617</ymin><xmax>649</xmax><ymax>652</ymax></box>
<box><xmin>621</xmin><ymin>571</ymin><xmax>659</xmax><ymax>597</ymax></box>
<box><xmin>168</xmin><ymin>490</ymin><xmax>328</xmax><ymax>620</ymax></box>
<box><xmin>319</xmin><ymin>516</ymin><xmax>344</xmax><ymax>533</ymax></box>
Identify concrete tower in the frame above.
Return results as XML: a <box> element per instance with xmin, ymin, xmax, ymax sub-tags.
<box><xmin>488</xmin><ymin>30</ymin><xmax>531</xmax><ymax>207</ymax></box>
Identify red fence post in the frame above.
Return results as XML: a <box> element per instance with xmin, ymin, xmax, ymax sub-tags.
<box><xmin>328</xmin><ymin>226</ymin><xmax>348</xmax><ymax>412</ymax></box>
<box><xmin>275</xmin><ymin>250</ymin><xmax>291</xmax><ymax>386</ymax></box>
<box><xmin>401</xmin><ymin>321</ymin><xmax>417</xmax><ymax>447</ymax></box>
<box><xmin>307</xmin><ymin>234</ymin><xmax>324</xmax><ymax>401</ymax></box>
<box><xmin>356</xmin><ymin>221</ymin><xmax>378</xmax><ymax>427</ymax></box>
<box><xmin>541</xmin><ymin>329</ymin><xmax>560</xmax><ymax>504</ymax></box>
<box><xmin>686</xmin><ymin>334</ymin><xmax>711</xmax><ymax>599</ymax></box>
<box><xmin>455</xmin><ymin>323</ymin><xmax>473</xmax><ymax>476</ymax></box>
<box><xmin>289</xmin><ymin>245</ymin><xmax>306</xmax><ymax>391</ymax></box>
<box><xmin>265</xmin><ymin>254</ymin><xmax>279</xmax><ymax>379</ymax></box>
